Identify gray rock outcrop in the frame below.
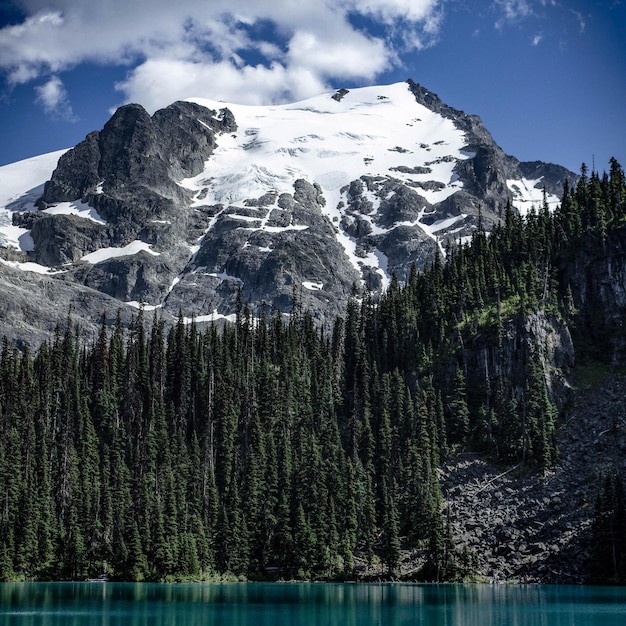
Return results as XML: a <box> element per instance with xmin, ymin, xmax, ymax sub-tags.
<box><xmin>462</xmin><ymin>310</ymin><xmax>575</xmax><ymax>412</ymax></box>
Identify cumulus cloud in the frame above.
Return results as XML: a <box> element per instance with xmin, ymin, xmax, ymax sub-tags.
<box><xmin>34</xmin><ymin>75</ymin><xmax>77</xmax><ymax>120</ymax></box>
<box><xmin>0</xmin><ymin>0</ymin><xmax>444</xmax><ymax>111</ymax></box>
<box><xmin>115</xmin><ymin>58</ymin><xmax>329</xmax><ymax>111</ymax></box>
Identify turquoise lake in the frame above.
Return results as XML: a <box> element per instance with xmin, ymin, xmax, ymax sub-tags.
<box><xmin>1</xmin><ymin>582</ymin><xmax>625</xmax><ymax>625</ymax></box>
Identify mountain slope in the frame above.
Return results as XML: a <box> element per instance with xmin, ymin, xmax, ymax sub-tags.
<box><xmin>0</xmin><ymin>80</ymin><xmax>575</xmax><ymax>342</ymax></box>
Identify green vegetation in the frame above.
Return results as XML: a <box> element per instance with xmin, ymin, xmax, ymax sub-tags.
<box><xmin>590</xmin><ymin>472</ymin><xmax>626</xmax><ymax>584</ymax></box>
<box><xmin>0</xmin><ymin>158</ymin><xmax>625</xmax><ymax>582</ymax></box>
<box><xmin>0</xmin><ymin>306</ymin><xmax>452</xmax><ymax>581</ymax></box>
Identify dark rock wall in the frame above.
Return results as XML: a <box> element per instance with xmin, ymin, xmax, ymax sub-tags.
<box><xmin>562</xmin><ymin>229</ymin><xmax>626</xmax><ymax>363</ymax></box>
<box><xmin>463</xmin><ymin>310</ymin><xmax>575</xmax><ymax>412</ymax></box>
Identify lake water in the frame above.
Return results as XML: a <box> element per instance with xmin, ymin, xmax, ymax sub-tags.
<box><xmin>1</xmin><ymin>582</ymin><xmax>625</xmax><ymax>625</ymax></box>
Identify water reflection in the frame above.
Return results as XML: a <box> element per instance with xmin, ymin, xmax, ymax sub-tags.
<box><xmin>0</xmin><ymin>582</ymin><xmax>625</xmax><ymax>626</ymax></box>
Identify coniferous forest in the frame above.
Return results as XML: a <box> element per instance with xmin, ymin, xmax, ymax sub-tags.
<box><xmin>1</xmin><ymin>159</ymin><xmax>625</xmax><ymax>582</ymax></box>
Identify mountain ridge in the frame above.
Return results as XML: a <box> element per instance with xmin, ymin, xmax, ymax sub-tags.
<box><xmin>0</xmin><ymin>79</ymin><xmax>576</xmax><ymax>344</ymax></box>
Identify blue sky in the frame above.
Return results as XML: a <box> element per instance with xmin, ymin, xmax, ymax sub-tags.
<box><xmin>0</xmin><ymin>0</ymin><xmax>624</xmax><ymax>175</ymax></box>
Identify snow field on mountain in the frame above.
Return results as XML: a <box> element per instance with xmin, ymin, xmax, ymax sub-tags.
<box><xmin>0</xmin><ymin>150</ymin><xmax>67</xmax><ymax>250</ymax></box>
<box><xmin>186</xmin><ymin>82</ymin><xmax>469</xmax><ymax>212</ymax></box>
<box><xmin>184</xmin><ymin>82</ymin><xmax>472</xmax><ymax>288</ymax></box>
<box><xmin>0</xmin><ymin>258</ymin><xmax>66</xmax><ymax>275</ymax></box>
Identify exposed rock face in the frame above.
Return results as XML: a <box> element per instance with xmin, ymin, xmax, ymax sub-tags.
<box><xmin>407</xmin><ymin>80</ymin><xmax>572</xmax><ymax>218</ymax></box>
<box><xmin>438</xmin><ymin>232</ymin><xmax>626</xmax><ymax>584</ymax></box>
<box><xmin>21</xmin><ymin>101</ymin><xmax>238</xmax><ymax>316</ymax></box>
<box><xmin>2</xmin><ymin>80</ymin><xmax>576</xmax><ymax>342</ymax></box>
<box><xmin>0</xmin><ymin>267</ymin><xmax>137</xmax><ymax>348</ymax></box>
<box><xmin>40</xmin><ymin>101</ymin><xmax>236</xmax><ymax>207</ymax></box>
<box><xmin>562</xmin><ymin>229</ymin><xmax>626</xmax><ymax>363</ymax></box>
<box><xmin>167</xmin><ymin>178</ymin><xmax>360</xmax><ymax>324</ymax></box>
<box><xmin>462</xmin><ymin>310</ymin><xmax>575</xmax><ymax>412</ymax></box>
<box><xmin>17</xmin><ymin>212</ymin><xmax>108</xmax><ymax>266</ymax></box>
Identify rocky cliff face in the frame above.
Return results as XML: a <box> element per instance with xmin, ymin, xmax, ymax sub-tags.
<box><xmin>407</xmin><ymin>80</ymin><xmax>570</xmax><ymax>217</ymax></box>
<box><xmin>28</xmin><ymin>101</ymin><xmax>238</xmax><ymax>307</ymax></box>
<box><xmin>438</xmin><ymin>229</ymin><xmax>626</xmax><ymax>584</ymax></box>
<box><xmin>462</xmin><ymin>310</ymin><xmax>575</xmax><ymax>413</ymax></box>
<box><xmin>1</xmin><ymin>80</ymin><xmax>575</xmax><ymax>342</ymax></box>
<box><xmin>561</xmin><ymin>229</ymin><xmax>626</xmax><ymax>363</ymax></box>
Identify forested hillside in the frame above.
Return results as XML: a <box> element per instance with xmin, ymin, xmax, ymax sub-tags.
<box><xmin>1</xmin><ymin>159</ymin><xmax>625</xmax><ymax>582</ymax></box>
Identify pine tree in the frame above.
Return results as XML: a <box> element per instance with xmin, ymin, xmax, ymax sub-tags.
<box><xmin>381</xmin><ymin>480</ymin><xmax>401</xmax><ymax>574</ymax></box>
<box><xmin>448</xmin><ymin>366</ymin><xmax>470</xmax><ymax>445</ymax></box>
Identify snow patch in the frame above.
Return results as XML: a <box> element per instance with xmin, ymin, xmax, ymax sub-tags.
<box><xmin>0</xmin><ymin>258</ymin><xmax>66</xmax><ymax>275</ymax></box>
<box><xmin>125</xmin><ymin>301</ymin><xmax>162</xmax><ymax>311</ymax></box>
<box><xmin>262</xmin><ymin>224</ymin><xmax>308</xmax><ymax>233</ymax></box>
<box><xmin>81</xmin><ymin>241</ymin><xmax>159</xmax><ymax>264</ymax></box>
<box><xmin>43</xmin><ymin>200</ymin><xmax>106</xmax><ymax>224</ymax></box>
<box><xmin>167</xmin><ymin>274</ymin><xmax>182</xmax><ymax>294</ymax></box>
<box><xmin>183</xmin><ymin>310</ymin><xmax>238</xmax><ymax>324</ymax></box>
<box><xmin>373</xmin><ymin>249</ymin><xmax>391</xmax><ymax>291</ymax></box>
<box><xmin>416</xmin><ymin>207</ymin><xmax>447</xmax><ymax>258</ymax></box>
<box><xmin>357</xmin><ymin>247</ymin><xmax>391</xmax><ymax>292</ymax></box>
<box><xmin>507</xmin><ymin>177</ymin><xmax>560</xmax><ymax>216</ymax></box>
<box><xmin>0</xmin><ymin>225</ymin><xmax>35</xmax><ymax>252</ymax></box>
<box><xmin>303</xmin><ymin>281</ymin><xmax>323</xmax><ymax>291</ymax></box>
<box><xmin>428</xmin><ymin>214</ymin><xmax>467</xmax><ymax>233</ymax></box>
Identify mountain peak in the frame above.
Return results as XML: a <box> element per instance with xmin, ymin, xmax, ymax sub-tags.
<box><xmin>0</xmin><ymin>80</ymin><xmax>576</xmax><ymax>342</ymax></box>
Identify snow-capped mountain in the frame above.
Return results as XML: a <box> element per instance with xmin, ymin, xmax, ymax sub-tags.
<box><xmin>0</xmin><ymin>80</ymin><xmax>575</xmax><ymax>342</ymax></box>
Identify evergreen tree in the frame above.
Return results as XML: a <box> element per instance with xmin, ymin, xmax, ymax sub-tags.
<box><xmin>448</xmin><ymin>366</ymin><xmax>470</xmax><ymax>446</ymax></box>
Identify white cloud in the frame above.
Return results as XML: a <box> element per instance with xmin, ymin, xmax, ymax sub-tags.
<box><xmin>34</xmin><ymin>76</ymin><xmax>77</xmax><ymax>121</ymax></box>
<box><xmin>493</xmin><ymin>0</ymin><xmax>533</xmax><ymax>28</ymax></box>
<box><xmin>532</xmin><ymin>33</ymin><xmax>543</xmax><ymax>46</ymax></box>
<box><xmin>570</xmin><ymin>9</ymin><xmax>586</xmax><ymax>33</ymax></box>
<box><xmin>341</xmin><ymin>0</ymin><xmax>440</xmax><ymax>24</ymax></box>
<box><xmin>115</xmin><ymin>58</ymin><xmax>328</xmax><ymax>111</ymax></box>
<box><xmin>287</xmin><ymin>30</ymin><xmax>390</xmax><ymax>79</ymax></box>
<box><xmin>0</xmin><ymin>0</ymin><xmax>445</xmax><ymax>111</ymax></box>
